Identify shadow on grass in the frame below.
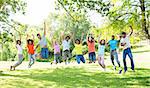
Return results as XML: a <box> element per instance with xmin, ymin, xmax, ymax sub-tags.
<box><xmin>0</xmin><ymin>68</ymin><xmax>150</xmax><ymax>88</ymax></box>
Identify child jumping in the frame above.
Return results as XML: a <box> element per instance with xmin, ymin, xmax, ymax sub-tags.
<box><xmin>73</xmin><ymin>33</ymin><xmax>86</xmax><ymax>64</ymax></box>
<box><xmin>120</xmin><ymin>26</ymin><xmax>135</xmax><ymax>73</ymax></box>
<box><xmin>10</xmin><ymin>33</ymin><xmax>24</xmax><ymax>71</ymax></box>
<box><xmin>97</xmin><ymin>35</ymin><xmax>106</xmax><ymax>70</ymax></box>
<box><xmin>53</xmin><ymin>39</ymin><xmax>61</xmax><ymax>64</ymax></box>
<box><xmin>26</xmin><ymin>34</ymin><xmax>36</xmax><ymax>68</ymax></box>
<box><xmin>86</xmin><ymin>32</ymin><xmax>96</xmax><ymax>63</ymax></box>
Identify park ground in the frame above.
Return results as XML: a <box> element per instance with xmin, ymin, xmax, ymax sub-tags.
<box><xmin>0</xmin><ymin>43</ymin><xmax>150</xmax><ymax>88</ymax></box>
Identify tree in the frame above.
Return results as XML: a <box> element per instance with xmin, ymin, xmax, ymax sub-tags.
<box><xmin>57</xmin><ymin>0</ymin><xmax>150</xmax><ymax>39</ymax></box>
<box><xmin>0</xmin><ymin>0</ymin><xmax>26</xmax><ymax>23</ymax></box>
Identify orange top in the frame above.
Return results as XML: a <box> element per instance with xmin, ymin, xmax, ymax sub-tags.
<box><xmin>87</xmin><ymin>41</ymin><xmax>95</xmax><ymax>53</ymax></box>
<box><xmin>27</xmin><ymin>44</ymin><xmax>34</xmax><ymax>54</ymax></box>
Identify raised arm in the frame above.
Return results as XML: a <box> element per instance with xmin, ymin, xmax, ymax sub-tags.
<box><xmin>70</xmin><ymin>32</ymin><xmax>75</xmax><ymax>42</ymax></box>
<box><xmin>81</xmin><ymin>33</ymin><xmax>84</xmax><ymax>43</ymax></box>
<box><xmin>19</xmin><ymin>32</ymin><xmax>21</xmax><ymax>41</ymax></box>
<box><xmin>26</xmin><ymin>34</ymin><xmax>29</xmax><ymax>41</ymax></box>
<box><xmin>44</xmin><ymin>21</ymin><xmax>46</xmax><ymax>36</ymax></box>
<box><xmin>71</xmin><ymin>32</ymin><xmax>75</xmax><ymax>44</ymax></box>
<box><xmin>86</xmin><ymin>32</ymin><xmax>90</xmax><ymax>43</ymax></box>
<box><xmin>14</xmin><ymin>35</ymin><xmax>17</xmax><ymax>44</ymax></box>
<box><xmin>61</xmin><ymin>31</ymin><xmax>65</xmax><ymax>41</ymax></box>
<box><xmin>98</xmin><ymin>33</ymin><xmax>101</xmax><ymax>42</ymax></box>
<box><xmin>32</xmin><ymin>34</ymin><xmax>35</xmax><ymax>40</ymax></box>
<box><xmin>128</xmin><ymin>26</ymin><xmax>133</xmax><ymax>36</ymax></box>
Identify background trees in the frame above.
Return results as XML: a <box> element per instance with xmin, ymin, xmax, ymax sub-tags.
<box><xmin>57</xmin><ymin>0</ymin><xmax>150</xmax><ymax>39</ymax></box>
<box><xmin>0</xmin><ymin>0</ymin><xmax>149</xmax><ymax>61</ymax></box>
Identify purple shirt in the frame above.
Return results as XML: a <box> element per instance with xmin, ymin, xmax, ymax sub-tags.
<box><xmin>54</xmin><ymin>43</ymin><xmax>60</xmax><ymax>54</ymax></box>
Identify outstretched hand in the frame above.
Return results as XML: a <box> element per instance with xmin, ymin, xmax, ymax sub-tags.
<box><xmin>129</xmin><ymin>25</ymin><xmax>133</xmax><ymax>36</ymax></box>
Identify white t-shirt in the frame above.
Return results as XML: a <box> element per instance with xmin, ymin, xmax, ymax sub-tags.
<box><xmin>38</xmin><ymin>35</ymin><xmax>47</xmax><ymax>48</ymax></box>
<box><xmin>16</xmin><ymin>44</ymin><xmax>23</xmax><ymax>55</ymax></box>
<box><xmin>120</xmin><ymin>35</ymin><xmax>131</xmax><ymax>49</ymax></box>
<box><xmin>62</xmin><ymin>40</ymin><xmax>70</xmax><ymax>51</ymax></box>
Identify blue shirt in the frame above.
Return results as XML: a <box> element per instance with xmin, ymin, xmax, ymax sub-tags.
<box><xmin>108</xmin><ymin>40</ymin><xmax>119</xmax><ymax>51</ymax></box>
<box><xmin>98</xmin><ymin>44</ymin><xmax>105</xmax><ymax>55</ymax></box>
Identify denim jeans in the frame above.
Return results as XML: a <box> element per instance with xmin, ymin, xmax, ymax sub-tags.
<box><xmin>89</xmin><ymin>52</ymin><xmax>96</xmax><ymax>62</ymax></box>
<box><xmin>110</xmin><ymin>49</ymin><xmax>120</xmax><ymax>67</ymax></box>
<box><xmin>123</xmin><ymin>48</ymin><xmax>134</xmax><ymax>71</ymax></box>
<box><xmin>28</xmin><ymin>54</ymin><xmax>35</xmax><ymax>67</ymax></box>
<box><xmin>41</xmin><ymin>48</ymin><xmax>49</xmax><ymax>59</ymax></box>
<box><xmin>76</xmin><ymin>55</ymin><xmax>85</xmax><ymax>64</ymax></box>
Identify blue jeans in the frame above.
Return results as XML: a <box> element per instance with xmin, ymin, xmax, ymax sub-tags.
<box><xmin>41</xmin><ymin>48</ymin><xmax>49</xmax><ymax>59</ymax></box>
<box><xmin>76</xmin><ymin>55</ymin><xmax>85</xmax><ymax>64</ymax></box>
<box><xmin>123</xmin><ymin>48</ymin><xmax>134</xmax><ymax>71</ymax></box>
<box><xmin>28</xmin><ymin>54</ymin><xmax>35</xmax><ymax>67</ymax></box>
<box><xmin>89</xmin><ymin>52</ymin><xmax>96</xmax><ymax>62</ymax></box>
<box><xmin>110</xmin><ymin>49</ymin><xmax>120</xmax><ymax>67</ymax></box>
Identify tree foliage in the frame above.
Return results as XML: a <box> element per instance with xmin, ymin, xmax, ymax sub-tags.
<box><xmin>57</xmin><ymin>0</ymin><xmax>150</xmax><ymax>39</ymax></box>
<box><xmin>0</xmin><ymin>0</ymin><xmax>26</xmax><ymax>23</ymax></box>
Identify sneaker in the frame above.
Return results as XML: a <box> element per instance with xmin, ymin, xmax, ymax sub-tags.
<box><xmin>28</xmin><ymin>65</ymin><xmax>31</xmax><ymax>68</ymax></box>
<box><xmin>103</xmin><ymin>68</ymin><xmax>106</xmax><ymax>72</ymax></box>
<box><xmin>113</xmin><ymin>66</ymin><xmax>116</xmax><ymax>70</ymax></box>
<box><xmin>119</xmin><ymin>69</ymin><xmax>122</xmax><ymax>74</ymax></box>
<box><xmin>65</xmin><ymin>62</ymin><xmax>68</xmax><ymax>65</ymax></box>
<box><xmin>124</xmin><ymin>69</ymin><xmax>127</xmax><ymax>73</ymax></box>
<box><xmin>132</xmin><ymin>70</ymin><xmax>135</xmax><ymax>72</ymax></box>
<box><xmin>10</xmin><ymin>66</ymin><xmax>13</xmax><ymax>71</ymax></box>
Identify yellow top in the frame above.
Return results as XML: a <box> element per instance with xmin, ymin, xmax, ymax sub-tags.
<box><xmin>74</xmin><ymin>44</ymin><xmax>83</xmax><ymax>55</ymax></box>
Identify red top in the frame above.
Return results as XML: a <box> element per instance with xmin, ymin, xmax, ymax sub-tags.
<box><xmin>87</xmin><ymin>41</ymin><xmax>95</xmax><ymax>53</ymax></box>
<box><xmin>27</xmin><ymin>44</ymin><xmax>34</xmax><ymax>54</ymax></box>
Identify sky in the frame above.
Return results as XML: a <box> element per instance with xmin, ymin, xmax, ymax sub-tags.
<box><xmin>13</xmin><ymin>0</ymin><xmax>56</xmax><ymax>25</ymax></box>
<box><xmin>12</xmin><ymin>0</ymin><xmax>117</xmax><ymax>27</ymax></box>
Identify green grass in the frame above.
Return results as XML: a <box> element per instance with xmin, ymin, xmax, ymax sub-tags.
<box><xmin>0</xmin><ymin>64</ymin><xmax>150</xmax><ymax>88</ymax></box>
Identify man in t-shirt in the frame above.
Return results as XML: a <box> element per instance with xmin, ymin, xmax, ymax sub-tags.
<box><xmin>108</xmin><ymin>35</ymin><xmax>121</xmax><ymax>70</ymax></box>
<box><xmin>120</xmin><ymin>26</ymin><xmax>134</xmax><ymax>73</ymax></box>
<box><xmin>35</xmin><ymin>22</ymin><xmax>48</xmax><ymax>59</ymax></box>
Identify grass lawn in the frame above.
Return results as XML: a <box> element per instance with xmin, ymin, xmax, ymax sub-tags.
<box><xmin>0</xmin><ymin>63</ymin><xmax>150</xmax><ymax>88</ymax></box>
<box><xmin>0</xmin><ymin>45</ymin><xmax>150</xmax><ymax>88</ymax></box>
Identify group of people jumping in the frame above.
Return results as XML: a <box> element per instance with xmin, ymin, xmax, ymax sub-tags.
<box><xmin>10</xmin><ymin>22</ymin><xmax>135</xmax><ymax>74</ymax></box>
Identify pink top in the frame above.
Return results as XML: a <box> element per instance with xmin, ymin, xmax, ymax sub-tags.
<box><xmin>54</xmin><ymin>43</ymin><xmax>60</xmax><ymax>54</ymax></box>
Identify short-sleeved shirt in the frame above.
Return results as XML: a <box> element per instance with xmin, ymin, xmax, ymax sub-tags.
<box><xmin>54</xmin><ymin>43</ymin><xmax>60</xmax><ymax>54</ymax></box>
<box><xmin>98</xmin><ymin>44</ymin><xmax>105</xmax><ymax>55</ymax></box>
<box><xmin>38</xmin><ymin>35</ymin><xmax>47</xmax><ymax>48</ymax></box>
<box><xmin>16</xmin><ymin>44</ymin><xmax>23</xmax><ymax>55</ymax></box>
<box><xmin>87</xmin><ymin>41</ymin><xmax>95</xmax><ymax>53</ymax></box>
<box><xmin>27</xmin><ymin>44</ymin><xmax>34</xmax><ymax>54</ymax></box>
<box><xmin>120</xmin><ymin>35</ymin><xmax>131</xmax><ymax>49</ymax></box>
<box><xmin>74</xmin><ymin>44</ymin><xmax>83</xmax><ymax>55</ymax></box>
<box><xmin>108</xmin><ymin>40</ymin><xmax>119</xmax><ymax>51</ymax></box>
<box><xmin>62</xmin><ymin>40</ymin><xmax>70</xmax><ymax>51</ymax></box>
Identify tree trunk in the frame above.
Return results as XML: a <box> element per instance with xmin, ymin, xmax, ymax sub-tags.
<box><xmin>139</xmin><ymin>0</ymin><xmax>150</xmax><ymax>39</ymax></box>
